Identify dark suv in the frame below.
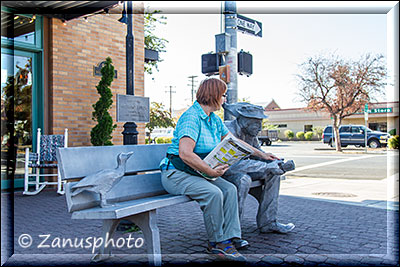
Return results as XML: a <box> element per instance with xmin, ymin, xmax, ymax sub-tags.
<box><xmin>322</xmin><ymin>125</ymin><xmax>390</xmax><ymax>148</ymax></box>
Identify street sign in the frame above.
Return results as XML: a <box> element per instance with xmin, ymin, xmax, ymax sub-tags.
<box><xmin>236</xmin><ymin>14</ymin><xmax>262</xmax><ymax>37</ymax></box>
<box><xmin>364</xmin><ymin>103</ymin><xmax>368</xmax><ymax>112</ymax></box>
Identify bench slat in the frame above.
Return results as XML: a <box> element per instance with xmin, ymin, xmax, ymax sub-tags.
<box><xmin>57</xmin><ymin>144</ymin><xmax>169</xmax><ymax>180</ymax></box>
<box><xmin>65</xmin><ymin>172</ymin><xmax>168</xmax><ymax>212</ymax></box>
<box><xmin>71</xmin><ymin>194</ymin><xmax>192</xmax><ymax>219</ymax></box>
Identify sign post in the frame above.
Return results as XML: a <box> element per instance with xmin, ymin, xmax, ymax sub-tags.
<box><xmin>222</xmin><ymin>2</ymin><xmax>263</xmax><ymax>121</ymax></box>
<box><xmin>364</xmin><ymin>103</ymin><xmax>368</xmax><ymax>153</ymax></box>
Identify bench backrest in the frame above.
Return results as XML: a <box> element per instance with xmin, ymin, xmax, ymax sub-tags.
<box><xmin>56</xmin><ymin>144</ymin><xmax>170</xmax><ymax>212</ymax></box>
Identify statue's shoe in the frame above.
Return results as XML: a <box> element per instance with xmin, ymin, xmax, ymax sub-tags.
<box><xmin>269</xmin><ymin>168</ymin><xmax>284</xmax><ymax>175</ymax></box>
<box><xmin>260</xmin><ymin>221</ymin><xmax>295</xmax><ymax>234</ymax></box>
<box><xmin>280</xmin><ymin>160</ymin><xmax>295</xmax><ymax>172</ymax></box>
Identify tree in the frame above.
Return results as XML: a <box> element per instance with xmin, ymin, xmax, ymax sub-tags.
<box><xmin>91</xmin><ymin>57</ymin><xmax>116</xmax><ymax>146</ymax></box>
<box><xmin>296</xmin><ymin>53</ymin><xmax>387</xmax><ymax>151</ymax></box>
<box><xmin>146</xmin><ymin>102</ymin><xmax>176</xmax><ymax>141</ymax></box>
<box><xmin>144</xmin><ymin>8</ymin><xmax>168</xmax><ymax>75</ymax></box>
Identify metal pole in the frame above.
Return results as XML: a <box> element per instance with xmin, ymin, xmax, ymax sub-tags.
<box><xmin>223</xmin><ymin>1</ymin><xmax>238</xmax><ymax>121</ymax></box>
<box><xmin>364</xmin><ymin>112</ymin><xmax>368</xmax><ymax>153</ymax></box>
<box><xmin>122</xmin><ymin>1</ymin><xmax>138</xmax><ymax>145</ymax></box>
<box><xmin>188</xmin><ymin>75</ymin><xmax>198</xmax><ymax>104</ymax></box>
<box><xmin>165</xmin><ymin>86</ymin><xmax>176</xmax><ymax>115</ymax></box>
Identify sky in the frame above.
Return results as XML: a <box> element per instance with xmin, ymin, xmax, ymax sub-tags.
<box><xmin>142</xmin><ymin>1</ymin><xmax>393</xmax><ymax>111</ymax></box>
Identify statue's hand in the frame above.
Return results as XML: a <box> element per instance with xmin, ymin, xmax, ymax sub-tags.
<box><xmin>262</xmin><ymin>152</ymin><xmax>280</xmax><ymax>161</ymax></box>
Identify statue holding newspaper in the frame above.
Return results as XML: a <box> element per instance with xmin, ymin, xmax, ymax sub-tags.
<box><xmin>222</xmin><ymin>102</ymin><xmax>296</xmax><ymax>234</ymax></box>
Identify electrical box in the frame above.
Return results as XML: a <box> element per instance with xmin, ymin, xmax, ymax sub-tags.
<box><xmin>238</xmin><ymin>50</ymin><xmax>252</xmax><ymax>76</ymax></box>
<box><xmin>219</xmin><ymin>65</ymin><xmax>230</xmax><ymax>83</ymax></box>
<box><xmin>215</xmin><ymin>33</ymin><xmax>231</xmax><ymax>54</ymax></box>
<box><xmin>201</xmin><ymin>53</ymin><xmax>219</xmax><ymax>74</ymax></box>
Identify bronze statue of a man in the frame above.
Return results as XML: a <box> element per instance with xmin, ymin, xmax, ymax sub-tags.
<box><xmin>222</xmin><ymin>102</ymin><xmax>295</xmax><ymax>234</ymax></box>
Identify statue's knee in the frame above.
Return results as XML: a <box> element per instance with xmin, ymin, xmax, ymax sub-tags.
<box><xmin>240</xmin><ymin>175</ymin><xmax>252</xmax><ymax>188</ymax></box>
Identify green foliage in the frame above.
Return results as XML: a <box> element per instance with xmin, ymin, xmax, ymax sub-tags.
<box><xmin>284</xmin><ymin>130</ymin><xmax>294</xmax><ymax>139</ymax></box>
<box><xmin>1</xmin><ymin>59</ymin><xmax>33</xmax><ymax>146</ymax></box>
<box><xmin>388</xmin><ymin>135</ymin><xmax>399</xmax><ymax>149</ymax></box>
<box><xmin>312</xmin><ymin>126</ymin><xmax>324</xmax><ymax>140</ymax></box>
<box><xmin>146</xmin><ymin>102</ymin><xmax>176</xmax><ymax>136</ymax></box>
<box><xmin>144</xmin><ymin>8</ymin><xmax>168</xmax><ymax>75</ymax></box>
<box><xmin>389</xmin><ymin>129</ymin><xmax>396</xmax><ymax>136</ymax></box>
<box><xmin>90</xmin><ymin>57</ymin><xmax>116</xmax><ymax>146</ymax></box>
<box><xmin>155</xmin><ymin>137</ymin><xmax>172</xmax><ymax>144</ymax></box>
<box><xmin>145</xmin><ymin>137</ymin><xmax>151</xmax><ymax>144</ymax></box>
<box><xmin>296</xmin><ymin>131</ymin><xmax>305</xmax><ymax>140</ymax></box>
<box><xmin>262</xmin><ymin>119</ymin><xmax>278</xmax><ymax>130</ymax></box>
<box><xmin>305</xmin><ymin>131</ymin><xmax>314</xmax><ymax>140</ymax></box>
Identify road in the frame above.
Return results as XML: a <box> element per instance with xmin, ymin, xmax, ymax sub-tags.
<box><xmin>261</xmin><ymin>141</ymin><xmax>398</xmax><ymax>180</ymax></box>
<box><xmin>259</xmin><ymin>141</ymin><xmax>398</xmax><ymax>209</ymax></box>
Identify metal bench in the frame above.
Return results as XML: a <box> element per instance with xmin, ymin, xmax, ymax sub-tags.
<box><xmin>56</xmin><ymin>144</ymin><xmax>192</xmax><ymax>266</ymax></box>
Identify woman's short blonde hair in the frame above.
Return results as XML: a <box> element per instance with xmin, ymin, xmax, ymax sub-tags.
<box><xmin>196</xmin><ymin>78</ymin><xmax>227</xmax><ymax>108</ymax></box>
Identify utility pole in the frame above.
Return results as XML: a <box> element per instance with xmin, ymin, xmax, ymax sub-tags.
<box><xmin>187</xmin><ymin>75</ymin><xmax>198</xmax><ymax>104</ymax></box>
<box><xmin>165</xmin><ymin>85</ymin><xmax>176</xmax><ymax>115</ymax></box>
<box><xmin>223</xmin><ymin>1</ymin><xmax>238</xmax><ymax>121</ymax></box>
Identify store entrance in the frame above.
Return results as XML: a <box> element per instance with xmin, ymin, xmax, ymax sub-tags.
<box><xmin>1</xmin><ymin>51</ymin><xmax>36</xmax><ymax>190</ymax></box>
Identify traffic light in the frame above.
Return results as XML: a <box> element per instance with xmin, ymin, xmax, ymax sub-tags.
<box><xmin>238</xmin><ymin>50</ymin><xmax>252</xmax><ymax>76</ymax></box>
<box><xmin>201</xmin><ymin>53</ymin><xmax>219</xmax><ymax>75</ymax></box>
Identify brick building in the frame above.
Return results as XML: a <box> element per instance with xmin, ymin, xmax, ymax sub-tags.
<box><xmin>1</xmin><ymin>2</ymin><xmax>147</xmax><ymax>189</ymax></box>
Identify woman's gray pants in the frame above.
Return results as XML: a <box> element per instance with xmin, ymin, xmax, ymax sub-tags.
<box><xmin>161</xmin><ymin>169</ymin><xmax>242</xmax><ymax>243</ymax></box>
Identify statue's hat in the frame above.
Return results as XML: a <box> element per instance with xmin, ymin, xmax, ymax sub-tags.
<box><xmin>223</xmin><ymin>102</ymin><xmax>268</xmax><ymax>119</ymax></box>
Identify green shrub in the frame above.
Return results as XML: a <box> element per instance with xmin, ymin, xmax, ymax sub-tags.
<box><xmin>90</xmin><ymin>57</ymin><xmax>116</xmax><ymax>146</ymax></box>
<box><xmin>388</xmin><ymin>135</ymin><xmax>399</xmax><ymax>149</ymax></box>
<box><xmin>284</xmin><ymin>130</ymin><xmax>294</xmax><ymax>140</ymax></box>
<box><xmin>389</xmin><ymin>129</ymin><xmax>396</xmax><ymax>136</ymax></box>
<box><xmin>155</xmin><ymin>137</ymin><xmax>172</xmax><ymax>144</ymax></box>
<box><xmin>304</xmin><ymin>131</ymin><xmax>314</xmax><ymax>140</ymax></box>
<box><xmin>155</xmin><ymin>137</ymin><xmax>164</xmax><ymax>144</ymax></box>
<box><xmin>145</xmin><ymin>137</ymin><xmax>150</xmax><ymax>144</ymax></box>
<box><xmin>296</xmin><ymin>131</ymin><xmax>305</xmax><ymax>140</ymax></box>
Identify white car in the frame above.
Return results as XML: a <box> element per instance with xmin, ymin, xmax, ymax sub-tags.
<box><xmin>149</xmin><ymin>128</ymin><xmax>174</xmax><ymax>141</ymax></box>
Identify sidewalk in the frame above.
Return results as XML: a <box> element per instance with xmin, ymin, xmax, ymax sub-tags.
<box><xmin>280</xmin><ymin>173</ymin><xmax>399</xmax><ymax>211</ymax></box>
<box><xmin>1</xmin><ymin>174</ymin><xmax>399</xmax><ymax>266</ymax></box>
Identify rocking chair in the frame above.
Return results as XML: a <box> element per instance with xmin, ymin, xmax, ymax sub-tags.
<box><xmin>23</xmin><ymin>128</ymin><xmax>68</xmax><ymax>195</ymax></box>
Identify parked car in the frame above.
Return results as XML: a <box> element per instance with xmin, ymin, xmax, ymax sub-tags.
<box><xmin>149</xmin><ymin>127</ymin><xmax>174</xmax><ymax>141</ymax></box>
<box><xmin>322</xmin><ymin>125</ymin><xmax>390</xmax><ymax>148</ymax></box>
<box><xmin>257</xmin><ymin>129</ymin><xmax>279</xmax><ymax>146</ymax></box>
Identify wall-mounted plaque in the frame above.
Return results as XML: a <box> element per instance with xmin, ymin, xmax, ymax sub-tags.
<box><xmin>116</xmin><ymin>94</ymin><xmax>150</xmax><ymax>123</ymax></box>
<box><xmin>93</xmin><ymin>61</ymin><xmax>118</xmax><ymax>78</ymax></box>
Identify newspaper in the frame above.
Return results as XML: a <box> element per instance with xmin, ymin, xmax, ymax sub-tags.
<box><xmin>198</xmin><ymin>132</ymin><xmax>253</xmax><ymax>180</ymax></box>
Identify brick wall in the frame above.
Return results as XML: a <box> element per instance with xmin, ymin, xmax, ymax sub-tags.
<box><xmin>49</xmin><ymin>3</ymin><xmax>145</xmax><ymax>147</ymax></box>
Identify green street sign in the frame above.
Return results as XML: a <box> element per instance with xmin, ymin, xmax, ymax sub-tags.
<box><xmin>364</xmin><ymin>103</ymin><xmax>368</xmax><ymax>112</ymax></box>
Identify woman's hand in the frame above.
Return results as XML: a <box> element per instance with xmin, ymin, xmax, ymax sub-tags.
<box><xmin>210</xmin><ymin>164</ymin><xmax>229</xmax><ymax>177</ymax></box>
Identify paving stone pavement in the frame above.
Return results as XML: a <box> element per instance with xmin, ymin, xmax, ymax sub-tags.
<box><xmin>1</xmin><ymin>189</ymin><xmax>399</xmax><ymax>266</ymax></box>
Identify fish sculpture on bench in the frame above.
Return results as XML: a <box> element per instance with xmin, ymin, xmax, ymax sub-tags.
<box><xmin>70</xmin><ymin>152</ymin><xmax>134</xmax><ymax>208</ymax></box>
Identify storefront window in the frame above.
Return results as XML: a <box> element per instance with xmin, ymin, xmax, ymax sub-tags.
<box><xmin>1</xmin><ymin>11</ymin><xmax>36</xmax><ymax>45</ymax></box>
<box><xmin>1</xmin><ymin>53</ymin><xmax>33</xmax><ymax>185</ymax></box>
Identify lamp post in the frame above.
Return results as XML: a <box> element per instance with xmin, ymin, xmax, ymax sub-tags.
<box><xmin>120</xmin><ymin>1</ymin><xmax>138</xmax><ymax>145</ymax></box>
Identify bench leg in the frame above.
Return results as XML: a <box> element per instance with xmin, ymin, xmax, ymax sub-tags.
<box><xmin>126</xmin><ymin>210</ymin><xmax>161</xmax><ymax>266</ymax></box>
<box><xmin>91</xmin><ymin>219</ymin><xmax>120</xmax><ymax>262</ymax></box>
